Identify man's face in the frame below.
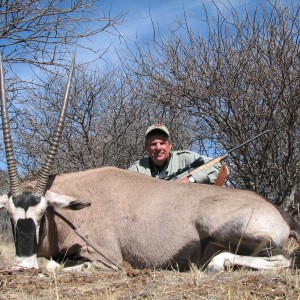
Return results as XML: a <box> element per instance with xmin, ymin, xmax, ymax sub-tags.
<box><xmin>145</xmin><ymin>134</ymin><xmax>172</xmax><ymax>166</ymax></box>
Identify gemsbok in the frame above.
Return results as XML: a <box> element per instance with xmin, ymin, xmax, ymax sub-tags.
<box><xmin>0</xmin><ymin>54</ymin><xmax>299</xmax><ymax>273</ymax></box>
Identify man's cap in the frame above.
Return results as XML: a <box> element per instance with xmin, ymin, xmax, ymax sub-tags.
<box><xmin>145</xmin><ymin>124</ymin><xmax>170</xmax><ymax>137</ymax></box>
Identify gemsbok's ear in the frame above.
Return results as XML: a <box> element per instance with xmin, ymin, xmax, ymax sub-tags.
<box><xmin>45</xmin><ymin>190</ymin><xmax>91</xmax><ymax>210</ymax></box>
<box><xmin>0</xmin><ymin>194</ymin><xmax>8</xmax><ymax>209</ymax></box>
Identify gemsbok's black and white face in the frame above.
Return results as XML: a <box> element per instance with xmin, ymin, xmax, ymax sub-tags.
<box><xmin>0</xmin><ymin>54</ymin><xmax>87</xmax><ymax>269</ymax></box>
<box><xmin>1</xmin><ymin>191</ymin><xmax>48</xmax><ymax>268</ymax></box>
<box><xmin>0</xmin><ymin>187</ymin><xmax>88</xmax><ymax>269</ymax></box>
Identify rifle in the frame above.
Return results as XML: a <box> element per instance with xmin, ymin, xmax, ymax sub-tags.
<box><xmin>163</xmin><ymin>130</ymin><xmax>270</xmax><ymax>182</ymax></box>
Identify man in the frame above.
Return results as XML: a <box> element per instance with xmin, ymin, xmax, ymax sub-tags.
<box><xmin>128</xmin><ymin>124</ymin><xmax>223</xmax><ymax>184</ymax></box>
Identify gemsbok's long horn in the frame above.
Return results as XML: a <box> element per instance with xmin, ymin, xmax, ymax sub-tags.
<box><xmin>32</xmin><ymin>56</ymin><xmax>75</xmax><ymax>197</ymax></box>
<box><xmin>0</xmin><ymin>53</ymin><xmax>23</xmax><ymax>197</ymax></box>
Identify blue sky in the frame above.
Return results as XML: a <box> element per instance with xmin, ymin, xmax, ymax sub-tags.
<box><xmin>77</xmin><ymin>0</ymin><xmax>254</xmax><ymax>68</ymax></box>
<box><xmin>4</xmin><ymin>0</ymin><xmax>258</xmax><ymax>76</ymax></box>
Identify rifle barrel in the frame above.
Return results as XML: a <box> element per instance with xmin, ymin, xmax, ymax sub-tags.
<box><xmin>165</xmin><ymin>129</ymin><xmax>270</xmax><ymax>181</ymax></box>
<box><xmin>227</xmin><ymin>130</ymin><xmax>270</xmax><ymax>155</ymax></box>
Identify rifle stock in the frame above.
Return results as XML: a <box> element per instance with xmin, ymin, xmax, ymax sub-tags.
<box><xmin>214</xmin><ymin>163</ymin><xmax>228</xmax><ymax>186</ymax></box>
<box><xmin>176</xmin><ymin>154</ymin><xmax>228</xmax><ymax>182</ymax></box>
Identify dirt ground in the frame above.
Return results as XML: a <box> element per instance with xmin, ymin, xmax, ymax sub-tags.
<box><xmin>0</xmin><ymin>264</ymin><xmax>299</xmax><ymax>300</ymax></box>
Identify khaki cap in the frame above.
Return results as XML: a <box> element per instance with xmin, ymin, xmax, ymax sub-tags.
<box><xmin>145</xmin><ymin>124</ymin><xmax>170</xmax><ymax>137</ymax></box>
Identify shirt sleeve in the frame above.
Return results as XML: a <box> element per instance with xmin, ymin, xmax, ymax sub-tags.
<box><xmin>128</xmin><ymin>158</ymin><xmax>152</xmax><ymax>176</ymax></box>
<box><xmin>128</xmin><ymin>164</ymin><xmax>137</xmax><ymax>172</ymax></box>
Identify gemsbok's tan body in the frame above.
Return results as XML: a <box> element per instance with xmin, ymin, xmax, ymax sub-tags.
<box><xmin>0</xmin><ymin>54</ymin><xmax>299</xmax><ymax>272</ymax></box>
<box><xmin>34</xmin><ymin>167</ymin><xmax>299</xmax><ymax>272</ymax></box>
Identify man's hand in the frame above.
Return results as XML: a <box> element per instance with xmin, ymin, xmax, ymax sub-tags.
<box><xmin>176</xmin><ymin>176</ymin><xmax>194</xmax><ymax>183</ymax></box>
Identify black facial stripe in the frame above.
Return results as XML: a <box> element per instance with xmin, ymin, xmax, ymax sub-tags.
<box><xmin>10</xmin><ymin>218</ymin><xmax>16</xmax><ymax>242</ymax></box>
<box><xmin>12</xmin><ymin>192</ymin><xmax>41</xmax><ymax>212</ymax></box>
<box><xmin>15</xmin><ymin>218</ymin><xmax>37</xmax><ymax>257</ymax></box>
<box><xmin>38</xmin><ymin>214</ymin><xmax>46</xmax><ymax>246</ymax></box>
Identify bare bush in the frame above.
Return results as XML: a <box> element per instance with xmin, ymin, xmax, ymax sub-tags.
<box><xmin>0</xmin><ymin>0</ymin><xmax>125</xmax><ymax>69</ymax></box>
<box><xmin>13</xmin><ymin>65</ymin><xmax>194</xmax><ymax>173</ymax></box>
<box><xmin>123</xmin><ymin>0</ymin><xmax>300</xmax><ymax>209</ymax></box>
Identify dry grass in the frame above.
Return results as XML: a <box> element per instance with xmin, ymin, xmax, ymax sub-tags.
<box><xmin>0</xmin><ymin>263</ymin><xmax>300</xmax><ymax>299</ymax></box>
<box><xmin>0</xmin><ymin>235</ymin><xmax>300</xmax><ymax>299</ymax></box>
<box><xmin>0</xmin><ymin>233</ymin><xmax>14</xmax><ymax>269</ymax></box>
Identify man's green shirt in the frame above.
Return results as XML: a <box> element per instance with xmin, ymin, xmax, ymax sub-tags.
<box><xmin>128</xmin><ymin>150</ymin><xmax>221</xmax><ymax>184</ymax></box>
